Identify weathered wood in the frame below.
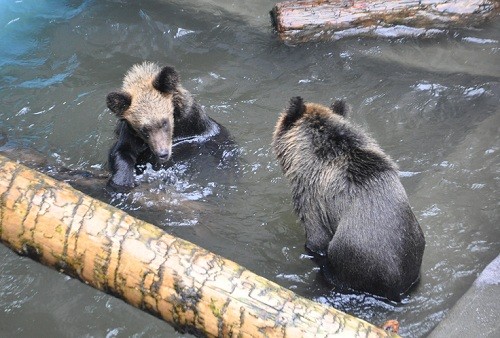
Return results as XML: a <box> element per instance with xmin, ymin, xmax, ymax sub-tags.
<box><xmin>0</xmin><ymin>154</ymin><xmax>397</xmax><ymax>337</ymax></box>
<box><xmin>271</xmin><ymin>0</ymin><xmax>499</xmax><ymax>43</ymax></box>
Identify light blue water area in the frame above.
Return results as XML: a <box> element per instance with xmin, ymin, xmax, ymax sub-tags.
<box><xmin>0</xmin><ymin>0</ymin><xmax>88</xmax><ymax>87</ymax></box>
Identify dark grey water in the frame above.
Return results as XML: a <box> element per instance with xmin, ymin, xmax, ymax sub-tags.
<box><xmin>0</xmin><ymin>1</ymin><xmax>499</xmax><ymax>337</ymax></box>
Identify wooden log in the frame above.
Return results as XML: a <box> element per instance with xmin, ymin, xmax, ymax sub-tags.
<box><xmin>0</xmin><ymin>154</ymin><xmax>397</xmax><ymax>338</ymax></box>
<box><xmin>271</xmin><ymin>0</ymin><xmax>499</xmax><ymax>44</ymax></box>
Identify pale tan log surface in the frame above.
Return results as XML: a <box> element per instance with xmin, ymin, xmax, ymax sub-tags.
<box><xmin>0</xmin><ymin>155</ymin><xmax>397</xmax><ymax>337</ymax></box>
<box><xmin>271</xmin><ymin>0</ymin><xmax>499</xmax><ymax>43</ymax></box>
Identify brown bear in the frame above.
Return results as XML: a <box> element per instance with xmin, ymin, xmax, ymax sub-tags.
<box><xmin>272</xmin><ymin>97</ymin><xmax>425</xmax><ymax>301</ymax></box>
<box><xmin>106</xmin><ymin>62</ymin><xmax>233</xmax><ymax>192</ymax></box>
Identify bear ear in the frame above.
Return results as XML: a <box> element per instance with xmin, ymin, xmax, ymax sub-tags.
<box><xmin>331</xmin><ymin>99</ymin><xmax>348</xmax><ymax>117</ymax></box>
<box><xmin>153</xmin><ymin>66</ymin><xmax>179</xmax><ymax>93</ymax></box>
<box><xmin>106</xmin><ymin>91</ymin><xmax>132</xmax><ymax>117</ymax></box>
<box><xmin>281</xmin><ymin>96</ymin><xmax>306</xmax><ymax>130</ymax></box>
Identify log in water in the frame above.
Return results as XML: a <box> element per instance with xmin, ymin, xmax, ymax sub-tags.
<box><xmin>271</xmin><ymin>0</ymin><xmax>499</xmax><ymax>44</ymax></box>
<box><xmin>0</xmin><ymin>155</ymin><xmax>396</xmax><ymax>337</ymax></box>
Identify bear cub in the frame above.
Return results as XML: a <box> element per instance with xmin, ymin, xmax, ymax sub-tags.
<box><xmin>273</xmin><ymin>97</ymin><xmax>425</xmax><ymax>301</ymax></box>
<box><xmin>106</xmin><ymin>62</ymin><xmax>232</xmax><ymax>192</ymax></box>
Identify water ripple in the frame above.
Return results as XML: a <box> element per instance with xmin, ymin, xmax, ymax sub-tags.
<box><xmin>18</xmin><ymin>54</ymin><xmax>79</xmax><ymax>88</ymax></box>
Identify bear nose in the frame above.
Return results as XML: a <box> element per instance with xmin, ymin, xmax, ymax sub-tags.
<box><xmin>157</xmin><ymin>150</ymin><xmax>171</xmax><ymax>162</ymax></box>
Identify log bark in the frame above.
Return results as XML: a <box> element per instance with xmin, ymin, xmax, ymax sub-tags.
<box><xmin>271</xmin><ymin>0</ymin><xmax>499</xmax><ymax>44</ymax></box>
<box><xmin>0</xmin><ymin>154</ymin><xmax>397</xmax><ymax>338</ymax></box>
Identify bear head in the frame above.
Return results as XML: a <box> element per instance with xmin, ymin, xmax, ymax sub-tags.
<box><xmin>106</xmin><ymin>62</ymin><xmax>184</xmax><ymax>162</ymax></box>
<box><xmin>273</xmin><ymin>96</ymin><xmax>348</xmax><ymax>138</ymax></box>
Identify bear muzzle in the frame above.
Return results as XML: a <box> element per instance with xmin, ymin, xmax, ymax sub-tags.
<box><xmin>148</xmin><ymin>130</ymin><xmax>173</xmax><ymax>163</ymax></box>
<box><xmin>156</xmin><ymin>149</ymin><xmax>171</xmax><ymax>162</ymax></box>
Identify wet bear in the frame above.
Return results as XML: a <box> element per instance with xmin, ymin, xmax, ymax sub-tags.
<box><xmin>106</xmin><ymin>62</ymin><xmax>233</xmax><ymax>192</ymax></box>
<box><xmin>272</xmin><ymin>97</ymin><xmax>425</xmax><ymax>301</ymax></box>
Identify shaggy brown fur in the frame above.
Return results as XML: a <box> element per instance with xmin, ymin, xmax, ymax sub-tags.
<box><xmin>273</xmin><ymin>97</ymin><xmax>425</xmax><ymax>301</ymax></box>
<box><xmin>106</xmin><ymin>62</ymin><xmax>231</xmax><ymax>191</ymax></box>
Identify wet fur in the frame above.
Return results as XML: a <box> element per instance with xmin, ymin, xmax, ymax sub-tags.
<box><xmin>106</xmin><ymin>62</ymin><xmax>230</xmax><ymax>191</ymax></box>
<box><xmin>273</xmin><ymin>97</ymin><xmax>425</xmax><ymax>301</ymax></box>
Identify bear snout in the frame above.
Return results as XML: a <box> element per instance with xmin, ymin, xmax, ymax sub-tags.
<box><xmin>147</xmin><ymin>129</ymin><xmax>173</xmax><ymax>163</ymax></box>
<box><xmin>156</xmin><ymin>149</ymin><xmax>171</xmax><ymax>162</ymax></box>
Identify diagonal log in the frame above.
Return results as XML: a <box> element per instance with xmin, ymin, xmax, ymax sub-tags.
<box><xmin>271</xmin><ymin>0</ymin><xmax>499</xmax><ymax>44</ymax></box>
<box><xmin>0</xmin><ymin>154</ymin><xmax>396</xmax><ymax>337</ymax></box>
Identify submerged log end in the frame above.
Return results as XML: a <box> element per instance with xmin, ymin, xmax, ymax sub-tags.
<box><xmin>270</xmin><ymin>4</ymin><xmax>285</xmax><ymax>38</ymax></box>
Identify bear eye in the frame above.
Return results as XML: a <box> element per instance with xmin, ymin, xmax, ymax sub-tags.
<box><xmin>139</xmin><ymin>127</ymin><xmax>150</xmax><ymax>139</ymax></box>
<box><xmin>161</xmin><ymin>120</ymin><xmax>169</xmax><ymax>129</ymax></box>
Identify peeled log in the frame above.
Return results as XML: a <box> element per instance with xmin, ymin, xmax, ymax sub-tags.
<box><xmin>0</xmin><ymin>155</ymin><xmax>396</xmax><ymax>338</ymax></box>
<box><xmin>271</xmin><ymin>0</ymin><xmax>499</xmax><ymax>44</ymax></box>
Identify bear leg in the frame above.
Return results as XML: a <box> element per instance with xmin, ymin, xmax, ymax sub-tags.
<box><xmin>107</xmin><ymin>121</ymin><xmax>146</xmax><ymax>192</ymax></box>
<box><xmin>303</xmin><ymin>221</ymin><xmax>332</xmax><ymax>256</ymax></box>
<box><xmin>327</xmin><ymin>232</ymin><xmax>404</xmax><ymax>301</ymax></box>
<box><xmin>108</xmin><ymin>150</ymin><xmax>136</xmax><ymax>192</ymax></box>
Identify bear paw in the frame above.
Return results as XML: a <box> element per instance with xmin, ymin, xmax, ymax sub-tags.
<box><xmin>106</xmin><ymin>178</ymin><xmax>135</xmax><ymax>193</ymax></box>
